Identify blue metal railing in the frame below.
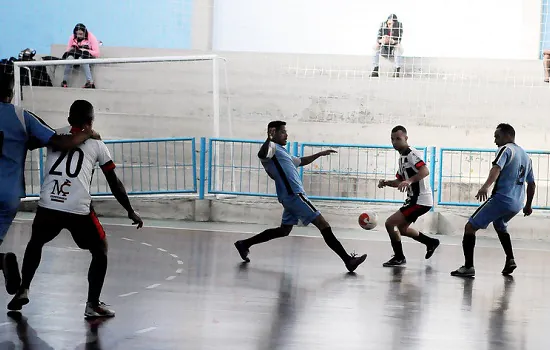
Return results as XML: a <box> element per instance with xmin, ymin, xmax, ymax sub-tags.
<box><xmin>23</xmin><ymin>137</ymin><xmax>550</xmax><ymax>210</ymax></box>
<box><xmin>437</xmin><ymin>147</ymin><xmax>495</xmax><ymax>207</ymax></box>
<box><xmin>298</xmin><ymin>143</ymin><xmax>430</xmax><ymax>203</ymax></box>
<box><xmin>207</xmin><ymin>138</ymin><xmax>291</xmax><ymax>197</ymax></box>
<box><xmin>25</xmin><ymin>137</ymin><xmax>197</xmax><ymax>197</ymax></box>
<box><xmin>438</xmin><ymin>147</ymin><xmax>550</xmax><ymax>209</ymax></box>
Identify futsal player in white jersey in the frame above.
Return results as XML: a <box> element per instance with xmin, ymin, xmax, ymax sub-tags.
<box><xmin>8</xmin><ymin>100</ymin><xmax>143</xmax><ymax>317</ymax></box>
<box><xmin>378</xmin><ymin>125</ymin><xmax>440</xmax><ymax>267</ymax></box>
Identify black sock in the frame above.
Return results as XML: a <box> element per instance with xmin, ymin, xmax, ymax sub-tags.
<box><xmin>391</xmin><ymin>239</ymin><xmax>405</xmax><ymax>259</ymax></box>
<box><xmin>242</xmin><ymin>227</ymin><xmax>289</xmax><ymax>248</ymax></box>
<box><xmin>497</xmin><ymin>232</ymin><xmax>514</xmax><ymax>260</ymax></box>
<box><xmin>463</xmin><ymin>235</ymin><xmax>476</xmax><ymax>268</ymax></box>
<box><xmin>21</xmin><ymin>240</ymin><xmax>44</xmax><ymax>290</ymax></box>
<box><xmin>320</xmin><ymin>227</ymin><xmax>350</xmax><ymax>262</ymax></box>
<box><xmin>412</xmin><ymin>232</ymin><xmax>436</xmax><ymax>246</ymax></box>
<box><xmin>0</xmin><ymin>252</ymin><xmax>4</xmax><ymax>270</ymax></box>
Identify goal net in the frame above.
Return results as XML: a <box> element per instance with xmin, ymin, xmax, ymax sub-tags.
<box><xmin>10</xmin><ymin>55</ymin><xmax>232</xmax><ymax>197</ymax></box>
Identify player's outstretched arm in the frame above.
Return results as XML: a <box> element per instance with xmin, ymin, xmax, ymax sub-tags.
<box><xmin>24</xmin><ymin>109</ymin><xmax>101</xmax><ymax>151</ymax></box>
<box><xmin>524</xmin><ymin>181</ymin><xmax>536</xmax><ymax>216</ymax></box>
<box><xmin>524</xmin><ymin>163</ymin><xmax>536</xmax><ymax>216</ymax></box>
<box><xmin>378</xmin><ymin>179</ymin><xmax>400</xmax><ymax>188</ymax></box>
<box><xmin>298</xmin><ymin>150</ymin><xmax>337</xmax><ymax>167</ymax></box>
<box><xmin>103</xmin><ymin>169</ymin><xmax>144</xmax><ymax>229</ymax></box>
<box><xmin>48</xmin><ymin>129</ymin><xmax>101</xmax><ymax>151</ymax></box>
<box><xmin>395</xmin><ymin>166</ymin><xmax>429</xmax><ymax>192</ymax></box>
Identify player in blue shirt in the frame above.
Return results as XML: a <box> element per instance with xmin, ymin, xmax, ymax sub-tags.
<box><xmin>451</xmin><ymin>123</ymin><xmax>536</xmax><ymax>277</ymax></box>
<box><xmin>0</xmin><ymin>66</ymin><xmax>99</xmax><ymax>296</ymax></box>
<box><xmin>234</xmin><ymin>121</ymin><xmax>367</xmax><ymax>273</ymax></box>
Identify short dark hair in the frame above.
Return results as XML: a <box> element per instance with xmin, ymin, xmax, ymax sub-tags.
<box><xmin>68</xmin><ymin>100</ymin><xmax>94</xmax><ymax>127</ymax></box>
<box><xmin>496</xmin><ymin>123</ymin><xmax>515</xmax><ymax>138</ymax></box>
<box><xmin>267</xmin><ymin>120</ymin><xmax>286</xmax><ymax>132</ymax></box>
<box><xmin>391</xmin><ymin>125</ymin><xmax>407</xmax><ymax>134</ymax></box>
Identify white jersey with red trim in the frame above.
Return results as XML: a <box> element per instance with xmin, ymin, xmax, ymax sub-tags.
<box><xmin>396</xmin><ymin>147</ymin><xmax>433</xmax><ymax>206</ymax></box>
<box><xmin>38</xmin><ymin>126</ymin><xmax>116</xmax><ymax>215</ymax></box>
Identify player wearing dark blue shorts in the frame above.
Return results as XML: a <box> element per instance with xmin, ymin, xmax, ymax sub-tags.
<box><xmin>451</xmin><ymin>123</ymin><xmax>536</xmax><ymax>277</ymax></box>
<box><xmin>234</xmin><ymin>121</ymin><xmax>367</xmax><ymax>272</ymax></box>
<box><xmin>0</xmin><ymin>62</ymin><xmax>99</xmax><ymax>297</ymax></box>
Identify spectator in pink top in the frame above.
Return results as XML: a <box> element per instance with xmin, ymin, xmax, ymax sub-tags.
<box><xmin>61</xmin><ymin>23</ymin><xmax>100</xmax><ymax>89</ymax></box>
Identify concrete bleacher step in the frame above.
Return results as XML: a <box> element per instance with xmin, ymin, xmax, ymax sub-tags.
<box><xmin>23</xmin><ymin>69</ymin><xmax>550</xmax><ymax>129</ymax></box>
<box><xmin>22</xmin><ymin>86</ymin><xmax>215</xmax><ymax>117</ymax></box>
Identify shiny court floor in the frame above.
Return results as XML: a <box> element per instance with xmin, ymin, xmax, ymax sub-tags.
<box><xmin>1</xmin><ymin>218</ymin><xmax>550</xmax><ymax>349</ymax></box>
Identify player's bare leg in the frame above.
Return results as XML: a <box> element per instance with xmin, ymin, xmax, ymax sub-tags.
<box><xmin>399</xmin><ymin>224</ymin><xmax>440</xmax><ymax>259</ymax></box>
<box><xmin>383</xmin><ymin>211</ymin><xmax>439</xmax><ymax>267</ymax></box>
<box><xmin>311</xmin><ymin>215</ymin><xmax>367</xmax><ymax>273</ymax></box>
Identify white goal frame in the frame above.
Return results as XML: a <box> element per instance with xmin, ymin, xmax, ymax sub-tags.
<box><xmin>12</xmin><ymin>54</ymin><xmax>229</xmax><ymax>140</ymax></box>
<box><xmin>12</xmin><ymin>54</ymin><xmax>236</xmax><ymax>197</ymax></box>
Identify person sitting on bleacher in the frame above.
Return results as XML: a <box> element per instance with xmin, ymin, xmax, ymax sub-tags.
<box><xmin>61</xmin><ymin>23</ymin><xmax>100</xmax><ymax>89</ymax></box>
<box><xmin>370</xmin><ymin>14</ymin><xmax>403</xmax><ymax>78</ymax></box>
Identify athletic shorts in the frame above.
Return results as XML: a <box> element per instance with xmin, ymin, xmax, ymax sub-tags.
<box><xmin>281</xmin><ymin>193</ymin><xmax>321</xmax><ymax>226</ymax></box>
<box><xmin>31</xmin><ymin>206</ymin><xmax>107</xmax><ymax>251</ymax></box>
<box><xmin>468</xmin><ymin>197</ymin><xmax>519</xmax><ymax>232</ymax></box>
<box><xmin>0</xmin><ymin>197</ymin><xmax>21</xmax><ymax>242</ymax></box>
<box><xmin>400</xmin><ymin>203</ymin><xmax>431</xmax><ymax>223</ymax></box>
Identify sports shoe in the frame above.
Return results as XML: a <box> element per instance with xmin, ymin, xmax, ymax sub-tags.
<box><xmin>83</xmin><ymin>82</ymin><xmax>96</xmax><ymax>89</ymax></box>
<box><xmin>7</xmin><ymin>288</ymin><xmax>29</xmax><ymax>311</ymax></box>
<box><xmin>85</xmin><ymin>301</ymin><xmax>115</xmax><ymax>318</ymax></box>
<box><xmin>3</xmin><ymin>252</ymin><xmax>21</xmax><ymax>295</ymax></box>
<box><xmin>234</xmin><ymin>241</ymin><xmax>250</xmax><ymax>263</ymax></box>
<box><xmin>451</xmin><ymin>266</ymin><xmax>475</xmax><ymax>277</ymax></box>
<box><xmin>425</xmin><ymin>239</ymin><xmax>440</xmax><ymax>259</ymax></box>
<box><xmin>383</xmin><ymin>255</ymin><xmax>406</xmax><ymax>267</ymax></box>
<box><xmin>501</xmin><ymin>259</ymin><xmax>517</xmax><ymax>276</ymax></box>
<box><xmin>61</xmin><ymin>80</ymin><xmax>68</xmax><ymax>88</ymax></box>
<box><xmin>345</xmin><ymin>253</ymin><xmax>367</xmax><ymax>273</ymax></box>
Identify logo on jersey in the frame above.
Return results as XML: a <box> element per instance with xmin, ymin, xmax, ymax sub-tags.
<box><xmin>50</xmin><ymin>179</ymin><xmax>71</xmax><ymax>203</ymax></box>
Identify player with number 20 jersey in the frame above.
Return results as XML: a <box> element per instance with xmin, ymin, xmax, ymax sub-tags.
<box><xmin>8</xmin><ymin>100</ymin><xmax>143</xmax><ymax>319</ymax></box>
<box><xmin>38</xmin><ymin>125</ymin><xmax>115</xmax><ymax>214</ymax></box>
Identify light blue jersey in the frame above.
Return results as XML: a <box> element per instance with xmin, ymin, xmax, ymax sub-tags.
<box><xmin>260</xmin><ymin>142</ymin><xmax>320</xmax><ymax>226</ymax></box>
<box><xmin>491</xmin><ymin>142</ymin><xmax>534</xmax><ymax>209</ymax></box>
<box><xmin>260</xmin><ymin>142</ymin><xmax>304</xmax><ymax>200</ymax></box>
<box><xmin>0</xmin><ymin>103</ymin><xmax>55</xmax><ymax>199</ymax></box>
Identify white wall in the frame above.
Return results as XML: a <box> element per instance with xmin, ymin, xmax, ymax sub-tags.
<box><xmin>213</xmin><ymin>0</ymin><xmax>541</xmax><ymax>59</ymax></box>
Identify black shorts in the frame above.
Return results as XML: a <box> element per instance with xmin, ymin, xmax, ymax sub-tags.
<box><xmin>31</xmin><ymin>206</ymin><xmax>107</xmax><ymax>252</ymax></box>
<box><xmin>399</xmin><ymin>203</ymin><xmax>431</xmax><ymax>223</ymax></box>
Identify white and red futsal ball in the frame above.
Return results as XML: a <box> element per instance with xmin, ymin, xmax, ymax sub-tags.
<box><xmin>358</xmin><ymin>212</ymin><xmax>378</xmax><ymax>230</ymax></box>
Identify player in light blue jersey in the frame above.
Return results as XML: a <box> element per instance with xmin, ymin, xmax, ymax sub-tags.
<box><xmin>451</xmin><ymin>123</ymin><xmax>536</xmax><ymax>277</ymax></box>
<box><xmin>234</xmin><ymin>121</ymin><xmax>367</xmax><ymax>273</ymax></box>
<box><xmin>0</xmin><ymin>65</ymin><xmax>99</xmax><ymax>297</ymax></box>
